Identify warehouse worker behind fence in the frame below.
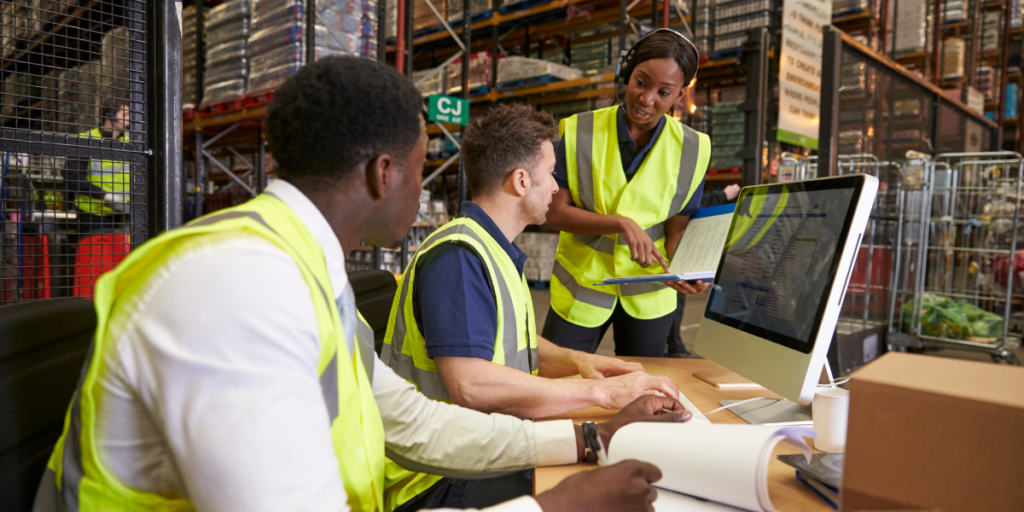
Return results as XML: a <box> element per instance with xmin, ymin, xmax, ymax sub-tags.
<box><xmin>34</xmin><ymin>56</ymin><xmax>689</xmax><ymax>512</ymax></box>
<box><xmin>65</xmin><ymin>97</ymin><xmax>131</xmax><ymax>234</ymax></box>
<box><xmin>380</xmin><ymin>103</ymin><xmax>689</xmax><ymax>511</ymax></box>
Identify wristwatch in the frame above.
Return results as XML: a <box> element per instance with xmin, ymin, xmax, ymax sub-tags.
<box><xmin>581</xmin><ymin>422</ymin><xmax>606</xmax><ymax>465</ymax></box>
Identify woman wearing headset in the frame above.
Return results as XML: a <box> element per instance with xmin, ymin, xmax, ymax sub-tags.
<box><xmin>544</xmin><ymin>29</ymin><xmax>712</xmax><ymax>356</ymax></box>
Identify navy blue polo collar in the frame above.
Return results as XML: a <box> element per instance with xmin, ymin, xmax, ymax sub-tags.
<box><xmin>616</xmin><ymin>103</ymin><xmax>666</xmax><ymax>157</ymax></box>
<box><xmin>458</xmin><ymin>201</ymin><xmax>528</xmax><ymax>275</ymax></box>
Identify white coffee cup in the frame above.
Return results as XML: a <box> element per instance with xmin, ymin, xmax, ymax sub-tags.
<box><xmin>812</xmin><ymin>387</ymin><xmax>850</xmax><ymax>453</ymax></box>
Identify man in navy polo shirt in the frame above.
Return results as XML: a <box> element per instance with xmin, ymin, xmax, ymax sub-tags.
<box><xmin>381</xmin><ymin>104</ymin><xmax>685</xmax><ymax>511</ymax></box>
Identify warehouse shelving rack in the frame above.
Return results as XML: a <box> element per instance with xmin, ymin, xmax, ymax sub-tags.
<box><xmin>0</xmin><ymin>1</ymin><xmax>181</xmax><ymax>304</ymax></box>
<box><xmin>389</xmin><ymin>0</ymin><xmax>763</xmax><ymax>195</ymax></box>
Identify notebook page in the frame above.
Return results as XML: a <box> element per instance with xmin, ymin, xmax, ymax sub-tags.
<box><xmin>670</xmin><ymin>213</ymin><xmax>734</xmax><ymax>274</ymax></box>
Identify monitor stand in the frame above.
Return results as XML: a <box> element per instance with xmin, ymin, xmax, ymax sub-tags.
<box><xmin>719</xmin><ymin>399</ymin><xmax>813</xmax><ymax>426</ymax></box>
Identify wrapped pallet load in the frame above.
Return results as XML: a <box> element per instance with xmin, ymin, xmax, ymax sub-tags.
<box><xmin>101</xmin><ymin>27</ymin><xmax>131</xmax><ymax>107</ymax></box>
<box><xmin>57</xmin><ymin>65</ymin><xmax>91</xmax><ymax>134</ymax></box>
<box><xmin>942</xmin><ymin>38</ymin><xmax>965</xmax><ymax>81</ymax></box>
<box><xmin>40</xmin><ymin>67</ymin><xmax>58</xmax><ymax>133</ymax></box>
<box><xmin>203</xmin><ymin>0</ymin><xmax>251</xmax><ymax>106</ymax></box>
<box><xmin>447</xmin><ymin>0</ymin><xmax>489</xmax><ymax>23</ymax></box>
<box><xmin>182</xmin><ymin>5</ymin><xmax>207</xmax><ymax>109</ymax></box>
<box><xmin>496</xmin><ymin>56</ymin><xmax>581</xmax><ymax>89</ymax></box>
<box><xmin>246</xmin><ymin>0</ymin><xmax>378</xmax><ymax>96</ymax></box>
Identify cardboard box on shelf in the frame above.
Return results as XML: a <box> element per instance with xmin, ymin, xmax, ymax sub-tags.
<box><xmin>842</xmin><ymin>352</ymin><xmax>1024</xmax><ymax>511</ymax></box>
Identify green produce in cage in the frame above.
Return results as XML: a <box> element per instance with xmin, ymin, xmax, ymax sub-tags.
<box><xmin>901</xmin><ymin>294</ymin><xmax>1003</xmax><ymax>343</ymax></box>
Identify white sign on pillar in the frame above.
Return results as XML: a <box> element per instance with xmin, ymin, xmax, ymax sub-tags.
<box><xmin>778</xmin><ymin>0</ymin><xmax>831</xmax><ymax>150</ymax></box>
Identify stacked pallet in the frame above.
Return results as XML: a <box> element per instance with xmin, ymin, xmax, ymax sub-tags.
<box><xmin>942</xmin><ymin>38</ymin><xmax>965</xmax><ymax>81</ymax></box>
<box><xmin>203</xmin><ymin>0</ymin><xmax>251</xmax><ymax>106</ymax></box>
<box><xmin>247</xmin><ymin>0</ymin><xmax>379</xmax><ymax>95</ymax></box>
<box><xmin>515</xmin><ymin>232</ymin><xmax>560</xmax><ymax>283</ymax></box>
<box><xmin>893</xmin><ymin>0</ymin><xmax>927</xmax><ymax>55</ymax></box>
<box><xmin>182</xmin><ymin>5</ymin><xmax>206</xmax><ymax>110</ymax></box>
<box><xmin>709</xmin><ymin>89</ymin><xmax>746</xmax><ymax>170</ymax></box>
<box><xmin>713</xmin><ymin>0</ymin><xmax>773</xmax><ymax>57</ymax></box>
<box><xmin>497</xmin><ymin>56</ymin><xmax>581</xmax><ymax>89</ymax></box>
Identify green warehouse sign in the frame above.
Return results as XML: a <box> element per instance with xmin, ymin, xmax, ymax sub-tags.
<box><xmin>427</xmin><ymin>94</ymin><xmax>469</xmax><ymax>125</ymax></box>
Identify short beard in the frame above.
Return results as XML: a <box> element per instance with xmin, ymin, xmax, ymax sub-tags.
<box><xmin>521</xmin><ymin>189</ymin><xmax>549</xmax><ymax>226</ymax></box>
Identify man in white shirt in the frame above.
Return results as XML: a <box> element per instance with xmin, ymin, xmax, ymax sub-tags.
<box><xmin>34</xmin><ymin>56</ymin><xmax>689</xmax><ymax>512</ymax></box>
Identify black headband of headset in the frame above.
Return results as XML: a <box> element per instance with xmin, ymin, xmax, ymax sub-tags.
<box><xmin>614</xmin><ymin>28</ymin><xmax>701</xmax><ymax>88</ymax></box>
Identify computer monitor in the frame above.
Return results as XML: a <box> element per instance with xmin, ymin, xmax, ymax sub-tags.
<box><xmin>694</xmin><ymin>174</ymin><xmax>878</xmax><ymax>421</ymax></box>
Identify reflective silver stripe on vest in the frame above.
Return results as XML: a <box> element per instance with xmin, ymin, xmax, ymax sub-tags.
<box><xmin>573</xmin><ymin>233</ymin><xmax>615</xmax><ymax>255</ymax></box>
<box><xmin>668</xmin><ymin>125</ymin><xmax>700</xmax><ymax>215</ymax></box>
<box><xmin>552</xmin><ymin>260</ymin><xmax>616</xmax><ymax>310</ymax></box>
<box><xmin>519</xmin><ymin>347</ymin><xmax>539</xmax><ymax>373</ymax></box>
<box><xmin>33</xmin><ymin>340</ymin><xmax>96</xmax><ymax>511</ymax></box>
<box><xmin>574</xmin><ymin>112</ymin><xmax>596</xmax><ymax>212</ymax></box>
<box><xmin>619</xmin><ymin>282</ymin><xmax>667</xmax><ymax>296</ymax></box>
<box><xmin>615</xmin><ymin>223</ymin><xmax>666</xmax><ymax>245</ymax></box>
<box><xmin>320</xmin><ymin>351</ymin><xmax>340</xmax><ymax>423</ymax></box>
<box><xmin>356</xmin><ymin>319</ymin><xmax>376</xmax><ymax>384</ymax></box>
<box><xmin>384</xmin><ymin>222</ymin><xmax>528</xmax><ymax>397</ymax></box>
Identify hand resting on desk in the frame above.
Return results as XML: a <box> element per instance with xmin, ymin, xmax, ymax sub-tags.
<box><xmin>535</xmin><ymin>460</ymin><xmax>662</xmax><ymax>512</ymax></box>
<box><xmin>551</xmin><ymin>396</ymin><xmax>692</xmax><ymax>512</ymax></box>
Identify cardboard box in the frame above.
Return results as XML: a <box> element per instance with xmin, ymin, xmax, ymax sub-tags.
<box><xmin>842</xmin><ymin>353</ymin><xmax>1024</xmax><ymax>512</ymax></box>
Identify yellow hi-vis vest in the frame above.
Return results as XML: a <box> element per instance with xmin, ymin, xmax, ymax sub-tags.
<box><xmin>551</xmin><ymin>105</ymin><xmax>711</xmax><ymax>327</ymax></box>
<box><xmin>34</xmin><ymin>193</ymin><xmax>386</xmax><ymax>512</ymax></box>
<box><xmin>379</xmin><ymin>215</ymin><xmax>539</xmax><ymax>510</ymax></box>
<box><xmin>74</xmin><ymin>128</ymin><xmax>130</xmax><ymax>216</ymax></box>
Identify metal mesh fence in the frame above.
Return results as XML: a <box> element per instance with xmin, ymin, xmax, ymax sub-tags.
<box><xmin>0</xmin><ymin>0</ymin><xmax>147</xmax><ymax>304</ymax></box>
<box><xmin>836</xmin><ymin>48</ymin><xmax>937</xmax><ymax>162</ymax></box>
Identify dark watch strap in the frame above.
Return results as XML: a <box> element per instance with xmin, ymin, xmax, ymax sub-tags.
<box><xmin>581</xmin><ymin>422</ymin><xmax>601</xmax><ymax>464</ymax></box>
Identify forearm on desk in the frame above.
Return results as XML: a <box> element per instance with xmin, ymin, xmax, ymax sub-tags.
<box><xmin>373</xmin><ymin>357</ymin><xmax>579</xmax><ymax>477</ymax></box>
<box><xmin>537</xmin><ymin>336</ymin><xmax>588</xmax><ymax>379</ymax></box>
<box><xmin>436</xmin><ymin>356</ymin><xmax>608</xmax><ymax>418</ymax></box>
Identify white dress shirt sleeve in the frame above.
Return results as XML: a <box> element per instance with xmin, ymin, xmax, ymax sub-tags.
<box><xmin>372</xmin><ymin>356</ymin><xmax>579</xmax><ymax>474</ymax></box>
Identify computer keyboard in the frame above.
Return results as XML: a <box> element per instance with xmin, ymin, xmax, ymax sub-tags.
<box><xmin>677</xmin><ymin>390</ymin><xmax>710</xmax><ymax>423</ymax></box>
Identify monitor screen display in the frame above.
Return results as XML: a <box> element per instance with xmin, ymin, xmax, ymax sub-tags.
<box><xmin>705</xmin><ymin>178</ymin><xmax>864</xmax><ymax>354</ymax></box>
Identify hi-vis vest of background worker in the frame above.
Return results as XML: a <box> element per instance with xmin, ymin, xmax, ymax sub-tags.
<box><xmin>551</xmin><ymin>105</ymin><xmax>710</xmax><ymax>328</ymax></box>
<box><xmin>35</xmin><ymin>194</ymin><xmax>386</xmax><ymax>512</ymax></box>
<box><xmin>73</xmin><ymin>128</ymin><xmax>130</xmax><ymax>216</ymax></box>
<box><xmin>379</xmin><ymin>216</ymin><xmax>539</xmax><ymax>510</ymax></box>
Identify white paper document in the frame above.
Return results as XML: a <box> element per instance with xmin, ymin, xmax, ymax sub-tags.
<box><xmin>606</xmin><ymin>423</ymin><xmax>816</xmax><ymax>512</ymax></box>
<box><xmin>601</xmin><ymin>204</ymin><xmax>735</xmax><ymax>286</ymax></box>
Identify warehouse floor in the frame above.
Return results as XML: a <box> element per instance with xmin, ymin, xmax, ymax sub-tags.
<box><xmin>529</xmin><ymin>288</ymin><xmax>1024</xmax><ymax>364</ymax></box>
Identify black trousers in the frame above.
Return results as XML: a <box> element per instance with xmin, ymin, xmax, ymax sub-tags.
<box><xmin>541</xmin><ymin>302</ymin><xmax>674</xmax><ymax>356</ymax></box>
<box><xmin>392</xmin><ymin>471</ymin><xmax>533</xmax><ymax>511</ymax></box>
<box><xmin>666</xmin><ymin>293</ymin><xmax>691</xmax><ymax>356</ymax></box>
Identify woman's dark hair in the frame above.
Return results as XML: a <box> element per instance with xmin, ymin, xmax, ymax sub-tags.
<box><xmin>625</xmin><ymin>31</ymin><xmax>700</xmax><ymax>86</ymax></box>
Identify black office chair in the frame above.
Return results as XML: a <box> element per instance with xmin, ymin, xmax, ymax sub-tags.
<box><xmin>0</xmin><ymin>298</ymin><xmax>95</xmax><ymax>512</ymax></box>
<box><xmin>349</xmin><ymin>270</ymin><xmax>399</xmax><ymax>355</ymax></box>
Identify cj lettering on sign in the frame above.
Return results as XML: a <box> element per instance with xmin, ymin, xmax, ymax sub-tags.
<box><xmin>427</xmin><ymin>94</ymin><xmax>470</xmax><ymax>126</ymax></box>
